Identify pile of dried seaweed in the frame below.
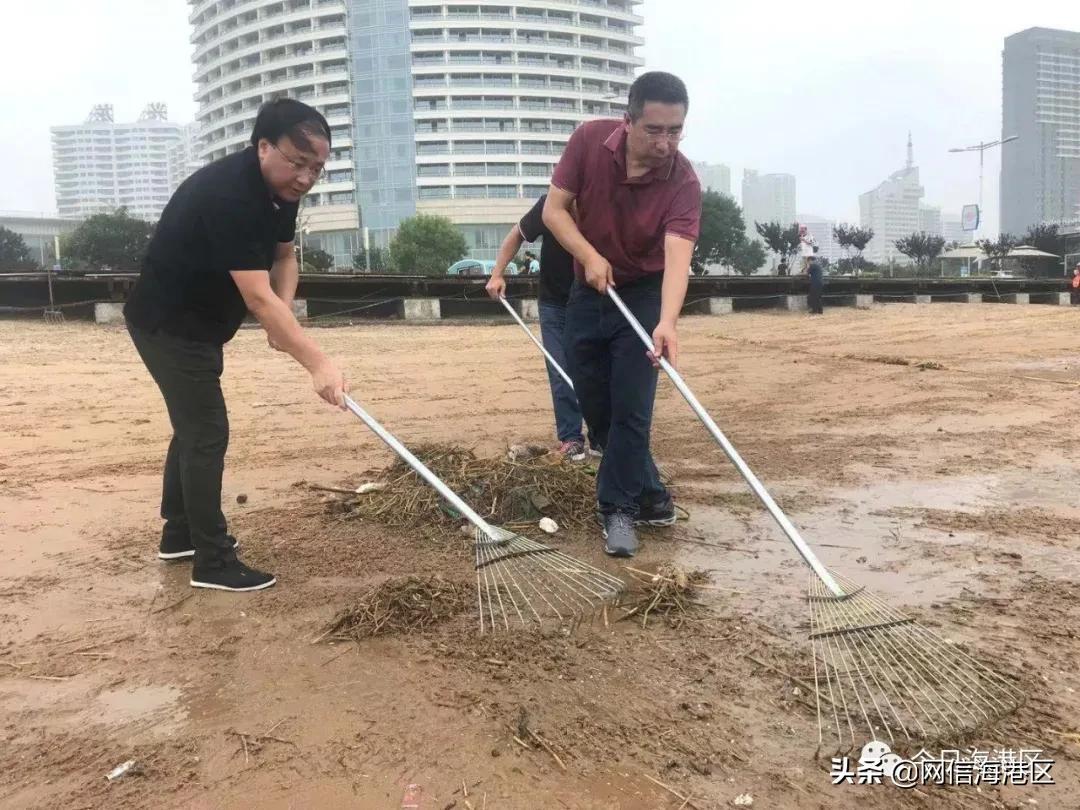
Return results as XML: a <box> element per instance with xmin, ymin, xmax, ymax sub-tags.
<box><xmin>316</xmin><ymin>444</ymin><xmax>598</xmax><ymax>529</ymax></box>
<box><xmin>316</xmin><ymin>576</ymin><xmax>469</xmax><ymax>640</ymax></box>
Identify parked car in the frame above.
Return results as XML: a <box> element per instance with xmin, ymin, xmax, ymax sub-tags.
<box><xmin>446</xmin><ymin>259</ymin><xmax>518</xmax><ymax>277</ymax></box>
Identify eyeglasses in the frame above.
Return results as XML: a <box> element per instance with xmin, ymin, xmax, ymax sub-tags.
<box><xmin>269</xmin><ymin>142</ymin><xmax>326</xmax><ymax>181</ymax></box>
<box><xmin>641</xmin><ymin>127</ymin><xmax>686</xmax><ymax>144</ymax></box>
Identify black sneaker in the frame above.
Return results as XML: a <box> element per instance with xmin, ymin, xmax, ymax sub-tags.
<box><xmin>190</xmin><ymin>556</ymin><xmax>276</xmax><ymax>592</ymax></box>
<box><xmin>600</xmin><ymin>511</ymin><xmax>639</xmax><ymax>558</ymax></box>
<box><xmin>158</xmin><ymin>534</ymin><xmax>239</xmax><ymax>561</ymax></box>
<box><xmin>635</xmin><ymin>493</ymin><xmax>677</xmax><ymax>527</ymax></box>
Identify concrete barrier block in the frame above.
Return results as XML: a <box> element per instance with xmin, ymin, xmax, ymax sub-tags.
<box><xmin>94</xmin><ymin>302</ymin><xmax>125</xmax><ymax>325</ymax></box>
<box><xmin>520</xmin><ymin>298</ymin><xmax>539</xmax><ymax>321</ymax></box>
<box><xmin>783</xmin><ymin>295</ymin><xmax>808</xmax><ymax>312</ymax></box>
<box><xmin>708</xmin><ymin>297</ymin><xmax>733</xmax><ymax>315</ymax></box>
<box><xmin>1001</xmin><ymin>293</ymin><xmax>1029</xmax><ymax>305</ymax></box>
<box><xmin>1030</xmin><ymin>292</ymin><xmax>1070</xmax><ymax>306</ymax></box>
<box><xmin>965</xmin><ymin>293</ymin><xmax>982</xmax><ymax>304</ymax></box>
<box><xmin>837</xmin><ymin>294</ymin><xmax>873</xmax><ymax>309</ymax></box>
<box><xmin>291</xmin><ymin>298</ymin><xmax>308</xmax><ymax>319</ymax></box>
<box><xmin>400</xmin><ymin>298</ymin><xmax>441</xmax><ymax>321</ymax></box>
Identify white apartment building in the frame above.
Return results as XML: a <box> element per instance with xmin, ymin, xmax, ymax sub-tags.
<box><xmin>859</xmin><ymin>134</ymin><xmax>925</xmax><ymax>265</ymax></box>
<box><xmin>406</xmin><ymin>1</ymin><xmax>643</xmax><ymax>258</ymax></box>
<box><xmin>51</xmin><ymin>104</ymin><xmax>188</xmax><ymax>222</ymax></box>
<box><xmin>189</xmin><ymin>0</ymin><xmax>357</xmax><ymax>254</ymax></box>
<box><xmin>693</xmin><ymin>161</ymin><xmax>731</xmax><ymax>197</ymax></box>
<box><xmin>742</xmin><ymin>170</ymin><xmax>796</xmax><ymax>234</ymax></box>
<box><xmin>188</xmin><ymin>0</ymin><xmax>644</xmax><ymax>266</ymax></box>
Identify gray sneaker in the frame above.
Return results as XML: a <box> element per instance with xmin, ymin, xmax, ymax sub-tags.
<box><xmin>601</xmin><ymin>511</ymin><xmax>639</xmax><ymax>558</ymax></box>
<box><xmin>557</xmin><ymin>440</ymin><xmax>586</xmax><ymax>462</ymax></box>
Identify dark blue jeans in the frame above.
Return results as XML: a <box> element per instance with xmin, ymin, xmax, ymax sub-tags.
<box><xmin>564</xmin><ymin>278</ymin><xmax>668</xmax><ymax>516</ymax></box>
<box><xmin>538</xmin><ymin>302</ymin><xmax>587</xmax><ymax>445</ymax></box>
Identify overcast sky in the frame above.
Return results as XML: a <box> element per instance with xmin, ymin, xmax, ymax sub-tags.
<box><xmin>2</xmin><ymin>0</ymin><xmax>1077</xmax><ymax>234</ymax></box>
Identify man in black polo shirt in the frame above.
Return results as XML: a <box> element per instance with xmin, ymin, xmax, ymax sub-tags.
<box><xmin>486</xmin><ymin>194</ymin><xmax>599</xmax><ymax>460</ymax></box>
<box><xmin>125</xmin><ymin>99</ymin><xmax>346</xmax><ymax>592</ymax></box>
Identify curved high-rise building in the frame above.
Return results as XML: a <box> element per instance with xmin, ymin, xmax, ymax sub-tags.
<box><xmin>189</xmin><ymin>0</ymin><xmax>359</xmax><ymax>253</ymax></box>
<box><xmin>403</xmin><ymin>1</ymin><xmax>643</xmax><ymax>255</ymax></box>
<box><xmin>188</xmin><ymin>0</ymin><xmax>644</xmax><ymax>267</ymax></box>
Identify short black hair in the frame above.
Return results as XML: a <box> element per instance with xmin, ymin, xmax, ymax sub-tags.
<box><xmin>250</xmin><ymin>98</ymin><xmax>331</xmax><ymax>154</ymax></box>
<box><xmin>627</xmin><ymin>71</ymin><xmax>689</xmax><ymax>121</ymax></box>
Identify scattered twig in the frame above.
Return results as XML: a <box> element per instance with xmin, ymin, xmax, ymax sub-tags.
<box><xmin>527</xmin><ymin>728</ymin><xmax>567</xmax><ymax>771</ymax></box>
<box><xmin>642</xmin><ymin>773</ymin><xmax>700</xmax><ymax>809</ymax></box>
<box><xmin>745</xmin><ymin>653</ymin><xmax>835</xmax><ymax>708</ymax></box>
<box><xmin>29</xmin><ymin>675</ymin><xmax>72</xmax><ymax>681</ymax></box>
<box><xmin>307</xmin><ymin>484</ymin><xmax>368</xmax><ymax>496</ymax></box>
<box><xmin>151</xmin><ymin>593</ymin><xmax>193</xmax><ymax>615</ymax></box>
<box><xmin>227</xmin><ymin>726</ymin><xmax>297</xmax><ymax>762</ymax></box>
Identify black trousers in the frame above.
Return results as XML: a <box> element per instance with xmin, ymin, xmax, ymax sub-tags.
<box><xmin>127</xmin><ymin>323</ymin><xmax>233</xmax><ymax>563</ymax></box>
<box><xmin>809</xmin><ymin>268</ymin><xmax>824</xmax><ymax>314</ymax></box>
<box><xmin>563</xmin><ymin>278</ymin><xmax>668</xmax><ymax>516</ymax></box>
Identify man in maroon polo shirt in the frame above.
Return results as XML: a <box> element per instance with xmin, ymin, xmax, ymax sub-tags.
<box><xmin>542</xmin><ymin>71</ymin><xmax>701</xmax><ymax>557</ymax></box>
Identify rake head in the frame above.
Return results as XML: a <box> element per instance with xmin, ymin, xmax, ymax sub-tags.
<box><xmin>474</xmin><ymin>525</ymin><xmax>625</xmax><ymax>633</ymax></box>
<box><xmin>809</xmin><ymin>572</ymin><xmax>1025</xmax><ymax>753</ymax></box>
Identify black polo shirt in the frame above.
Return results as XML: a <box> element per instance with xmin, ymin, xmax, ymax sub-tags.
<box><xmin>125</xmin><ymin>147</ymin><xmax>298</xmax><ymax>345</ymax></box>
<box><xmin>518</xmin><ymin>194</ymin><xmax>574</xmax><ymax>306</ymax></box>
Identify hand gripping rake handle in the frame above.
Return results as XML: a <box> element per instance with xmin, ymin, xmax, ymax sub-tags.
<box><xmin>497</xmin><ymin>296</ymin><xmax>576</xmax><ymax>390</ymax></box>
<box><xmin>343</xmin><ymin>395</ymin><xmax>501</xmax><ymax>542</ymax></box>
<box><xmin>605</xmin><ymin>287</ymin><xmax>845</xmax><ymax>597</ymax></box>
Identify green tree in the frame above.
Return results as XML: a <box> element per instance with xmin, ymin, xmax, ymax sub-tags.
<box><xmin>729</xmin><ymin>237</ymin><xmax>767</xmax><ymax>276</ymax></box>
<box><xmin>64</xmin><ymin>208</ymin><xmax>155</xmax><ymax>271</ymax></box>
<box><xmin>388</xmin><ymin>214</ymin><xmax>468</xmax><ymax>275</ymax></box>
<box><xmin>303</xmin><ymin>247</ymin><xmax>335</xmax><ymax>273</ymax></box>
<box><xmin>832</xmin><ymin>224</ymin><xmax>875</xmax><ymax>275</ymax></box>
<box><xmin>692</xmin><ymin>191</ymin><xmax>749</xmax><ymax>274</ymax></box>
<box><xmin>0</xmin><ymin>226</ymin><xmax>37</xmax><ymax>270</ymax></box>
<box><xmin>353</xmin><ymin>247</ymin><xmax>392</xmax><ymax>272</ymax></box>
<box><xmin>894</xmin><ymin>231</ymin><xmax>947</xmax><ymax>275</ymax></box>
<box><xmin>1021</xmin><ymin>223</ymin><xmax>1063</xmax><ymax>258</ymax></box>
<box><xmin>976</xmin><ymin>233</ymin><xmax>1017</xmax><ymax>275</ymax></box>
<box><xmin>754</xmin><ymin>221</ymin><xmax>800</xmax><ymax>273</ymax></box>
<box><xmin>1019</xmin><ymin>223</ymin><xmax>1064</xmax><ymax>276</ymax></box>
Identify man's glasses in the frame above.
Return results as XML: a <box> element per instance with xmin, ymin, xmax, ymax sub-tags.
<box><xmin>270</xmin><ymin>142</ymin><xmax>326</xmax><ymax>181</ymax></box>
<box><xmin>641</xmin><ymin>128</ymin><xmax>687</xmax><ymax>144</ymax></box>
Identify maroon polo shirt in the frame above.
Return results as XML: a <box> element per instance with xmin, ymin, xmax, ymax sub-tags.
<box><xmin>550</xmin><ymin>118</ymin><xmax>701</xmax><ymax>286</ymax></box>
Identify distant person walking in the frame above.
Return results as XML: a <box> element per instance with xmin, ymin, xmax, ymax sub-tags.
<box><xmin>1071</xmin><ymin>264</ymin><xmax>1080</xmax><ymax>305</ymax></box>
<box><xmin>807</xmin><ymin>248</ymin><xmax>824</xmax><ymax>314</ymax></box>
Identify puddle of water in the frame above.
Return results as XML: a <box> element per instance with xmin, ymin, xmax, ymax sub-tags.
<box><xmin>94</xmin><ymin>684</ymin><xmax>186</xmax><ymax>735</ymax></box>
<box><xmin>674</xmin><ymin>474</ymin><xmax>1006</xmax><ymax>627</ymax></box>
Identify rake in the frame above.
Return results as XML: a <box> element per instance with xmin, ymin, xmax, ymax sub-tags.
<box><xmin>497</xmin><ymin>295</ymin><xmax>575</xmax><ymax>390</ymax></box>
<box><xmin>605</xmin><ymin>287</ymin><xmax>1025</xmax><ymax>751</ymax></box>
<box><xmin>343</xmin><ymin>395</ymin><xmax>624</xmax><ymax>634</ymax></box>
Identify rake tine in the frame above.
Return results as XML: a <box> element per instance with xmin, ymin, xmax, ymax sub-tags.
<box><xmin>605</xmin><ymin>288</ymin><xmax>1024</xmax><ymax>748</ymax></box>
<box><xmin>341</xmin><ymin>395</ymin><xmax>623</xmax><ymax>633</ymax></box>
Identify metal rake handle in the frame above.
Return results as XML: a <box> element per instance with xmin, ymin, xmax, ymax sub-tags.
<box><xmin>343</xmin><ymin>395</ymin><xmax>500</xmax><ymax>542</ymax></box>
<box><xmin>498</xmin><ymin>296</ymin><xmax>575</xmax><ymax>390</ymax></box>
<box><xmin>605</xmin><ymin>286</ymin><xmax>844</xmax><ymax>597</ymax></box>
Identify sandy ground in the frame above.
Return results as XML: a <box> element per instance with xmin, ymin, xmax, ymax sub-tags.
<box><xmin>3</xmin><ymin>303</ymin><xmax>1080</xmax><ymax>809</ymax></box>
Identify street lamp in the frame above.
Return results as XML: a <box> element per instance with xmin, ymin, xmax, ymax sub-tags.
<box><xmin>947</xmin><ymin>135</ymin><xmax>1018</xmax><ymax>237</ymax></box>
